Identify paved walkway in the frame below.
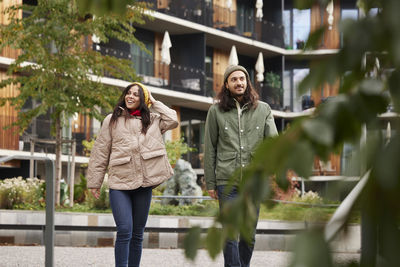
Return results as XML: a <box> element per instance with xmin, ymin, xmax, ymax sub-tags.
<box><xmin>0</xmin><ymin>246</ymin><xmax>360</xmax><ymax>267</ymax></box>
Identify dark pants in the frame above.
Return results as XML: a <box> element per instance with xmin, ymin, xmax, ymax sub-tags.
<box><xmin>217</xmin><ymin>185</ymin><xmax>259</xmax><ymax>267</ymax></box>
<box><xmin>109</xmin><ymin>187</ymin><xmax>152</xmax><ymax>267</ymax></box>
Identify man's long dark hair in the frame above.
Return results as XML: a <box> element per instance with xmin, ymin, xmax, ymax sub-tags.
<box><xmin>217</xmin><ymin>72</ymin><xmax>259</xmax><ymax>112</ymax></box>
<box><xmin>109</xmin><ymin>83</ymin><xmax>151</xmax><ymax>134</ymax></box>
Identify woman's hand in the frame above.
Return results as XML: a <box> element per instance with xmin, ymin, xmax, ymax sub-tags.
<box><xmin>90</xmin><ymin>188</ymin><xmax>101</xmax><ymax>199</ymax></box>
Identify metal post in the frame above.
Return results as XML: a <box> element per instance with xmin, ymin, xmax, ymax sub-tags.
<box><xmin>44</xmin><ymin>158</ymin><xmax>55</xmax><ymax>267</ymax></box>
<box><xmin>69</xmin><ymin>140</ymin><xmax>76</xmax><ymax>207</ymax></box>
<box><xmin>0</xmin><ymin>155</ymin><xmax>55</xmax><ymax>267</ymax></box>
<box><xmin>30</xmin><ymin>140</ymin><xmax>34</xmax><ymax>178</ymax></box>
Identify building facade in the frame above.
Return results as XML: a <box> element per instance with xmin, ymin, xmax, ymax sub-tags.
<box><xmin>1</xmin><ymin>0</ymin><xmax>364</xmax><ymax>179</ymax></box>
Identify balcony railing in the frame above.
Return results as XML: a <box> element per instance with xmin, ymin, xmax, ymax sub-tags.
<box><xmin>145</xmin><ymin>0</ymin><xmax>285</xmax><ymax>48</ymax></box>
<box><xmin>94</xmin><ymin>44</ymin><xmax>213</xmax><ymax>97</ymax></box>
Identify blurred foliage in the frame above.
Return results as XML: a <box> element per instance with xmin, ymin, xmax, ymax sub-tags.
<box><xmin>182</xmin><ymin>0</ymin><xmax>400</xmax><ymax>266</ymax></box>
<box><xmin>76</xmin><ymin>0</ymin><xmax>147</xmax><ymax>16</ymax></box>
<box><xmin>82</xmin><ymin>138</ymin><xmax>95</xmax><ymax>158</ymax></box>
<box><xmin>165</xmin><ymin>137</ymin><xmax>196</xmax><ymax>166</ymax></box>
<box><xmin>59</xmin><ymin>179</ymin><xmax>70</xmax><ymax>206</ymax></box>
<box><xmin>74</xmin><ymin>174</ymin><xmax>88</xmax><ymax>203</ymax></box>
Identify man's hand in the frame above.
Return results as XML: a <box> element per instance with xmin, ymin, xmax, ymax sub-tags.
<box><xmin>208</xmin><ymin>189</ymin><xmax>218</xmax><ymax>200</ymax></box>
<box><xmin>90</xmin><ymin>188</ymin><xmax>101</xmax><ymax>199</ymax></box>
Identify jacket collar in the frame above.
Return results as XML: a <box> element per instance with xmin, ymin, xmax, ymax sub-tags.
<box><xmin>233</xmin><ymin>98</ymin><xmax>249</xmax><ymax>110</ymax></box>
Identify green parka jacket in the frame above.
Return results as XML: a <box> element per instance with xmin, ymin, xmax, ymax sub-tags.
<box><xmin>204</xmin><ymin>100</ymin><xmax>278</xmax><ymax>190</ymax></box>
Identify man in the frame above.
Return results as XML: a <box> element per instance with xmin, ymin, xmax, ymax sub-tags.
<box><xmin>204</xmin><ymin>65</ymin><xmax>278</xmax><ymax>267</ymax></box>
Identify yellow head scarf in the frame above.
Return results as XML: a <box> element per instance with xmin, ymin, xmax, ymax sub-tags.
<box><xmin>131</xmin><ymin>82</ymin><xmax>152</xmax><ymax>108</ymax></box>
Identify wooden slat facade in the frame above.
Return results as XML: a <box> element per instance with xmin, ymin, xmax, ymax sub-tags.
<box><xmin>310</xmin><ymin>0</ymin><xmax>341</xmax><ymax>106</ymax></box>
<box><xmin>0</xmin><ymin>0</ymin><xmax>22</xmax><ymax>58</ymax></box>
<box><xmin>1</xmin><ymin>0</ymin><xmax>22</xmax><ymax>167</ymax></box>
<box><xmin>212</xmin><ymin>49</ymin><xmax>230</xmax><ymax>95</ymax></box>
<box><xmin>310</xmin><ymin>0</ymin><xmax>342</xmax><ymax>176</ymax></box>
<box><xmin>154</xmin><ymin>32</ymin><xmax>170</xmax><ymax>83</ymax></box>
<box><xmin>213</xmin><ymin>0</ymin><xmax>237</xmax><ymax>28</ymax></box>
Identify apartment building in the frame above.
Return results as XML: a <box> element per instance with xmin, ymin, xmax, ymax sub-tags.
<box><xmin>0</xmin><ymin>0</ymin><xmax>362</xmax><ymax>180</ymax></box>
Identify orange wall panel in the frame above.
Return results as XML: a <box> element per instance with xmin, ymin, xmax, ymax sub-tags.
<box><xmin>213</xmin><ymin>49</ymin><xmax>230</xmax><ymax>95</ymax></box>
<box><xmin>0</xmin><ymin>0</ymin><xmax>23</xmax><ymax>59</ymax></box>
<box><xmin>154</xmin><ymin>32</ymin><xmax>170</xmax><ymax>83</ymax></box>
<box><xmin>213</xmin><ymin>0</ymin><xmax>236</xmax><ymax>28</ymax></box>
<box><xmin>0</xmin><ymin>70</ymin><xmax>19</xmax><ymax>151</ymax></box>
<box><xmin>311</xmin><ymin>0</ymin><xmax>340</xmax><ymax>49</ymax></box>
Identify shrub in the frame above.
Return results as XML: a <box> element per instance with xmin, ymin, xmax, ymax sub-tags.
<box><xmin>0</xmin><ymin>177</ymin><xmax>44</xmax><ymax>209</ymax></box>
<box><xmin>290</xmin><ymin>188</ymin><xmax>323</xmax><ymax>205</ymax></box>
<box><xmin>165</xmin><ymin>137</ymin><xmax>196</xmax><ymax>166</ymax></box>
<box><xmin>74</xmin><ymin>174</ymin><xmax>88</xmax><ymax>203</ymax></box>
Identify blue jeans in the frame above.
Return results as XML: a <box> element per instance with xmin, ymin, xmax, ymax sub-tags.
<box><xmin>109</xmin><ymin>187</ymin><xmax>152</xmax><ymax>267</ymax></box>
<box><xmin>217</xmin><ymin>185</ymin><xmax>259</xmax><ymax>267</ymax></box>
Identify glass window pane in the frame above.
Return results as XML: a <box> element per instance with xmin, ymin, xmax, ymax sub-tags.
<box><xmin>283</xmin><ymin>10</ymin><xmax>291</xmax><ymax>48</ymax></box>
<box><xmin>341</xmin><ymin>9</ymin><xmax>358</xmax><ymax>20</ymax></box>
<box><xmin>293</xmin><ymin>9</ymin><xmax>310</xmax><ymax>46</ymax></box>
<box><xmin>130</xmin><ymin>41</ymin><xmax>154</xmax><ymax>76</ymax></box>
<box><xmin>283</xmin><ymin>70</ymin><xmax>292</xmax><ymax>109</ymax></box>
<box><xmin>293</xmin><ymin>69</ymin><xmax>310</xmax><ymax>112</ymax></box>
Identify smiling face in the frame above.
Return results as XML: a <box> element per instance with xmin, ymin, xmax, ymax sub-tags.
<box><xmin>124</xmin><ymin>85</ymin><xmax>141</xmax><ymax>110</ymax></box>
<box><xmin>225</xmin><ymin>70</ymin><xmax>247</xmax><ymax>101</ymax></box>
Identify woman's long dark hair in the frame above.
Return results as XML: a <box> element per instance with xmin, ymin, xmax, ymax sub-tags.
<box><xmin>109</xmin><ymin>83</ymin><xmax>151</xmax><ymax>134</ymax></box>
<box><xmin>217</xmin><ymin>73</ymin><xmax>259</xmax><ymax>112</ymax></box>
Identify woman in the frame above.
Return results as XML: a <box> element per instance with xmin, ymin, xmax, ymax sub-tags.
<box><xmin>87</xmin><ymin>82</ymin><xmax>178</xmax><ymax>267</ymax></box>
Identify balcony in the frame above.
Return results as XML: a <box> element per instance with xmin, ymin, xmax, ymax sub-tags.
<box><xmin>94</xmin><ymin>44</ymin><xmax>213</xmax><ymax>97</ymax></box>
<box><xmin>145</xmin><ymin>0</ymin><xmax>284</xmax><ymax>48</ymax></box>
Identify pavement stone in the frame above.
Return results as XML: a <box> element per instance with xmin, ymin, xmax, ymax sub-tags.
<box><xmin>0</xmin><ymin>246</ymin><xmax>360</xmax><ymax>267</ymax></box>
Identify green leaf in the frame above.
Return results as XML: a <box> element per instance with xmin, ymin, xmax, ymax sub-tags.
<box><xmin>205</xmin><ymin>227</ymin><xmax>224</xmax><ymax>259</ymax></box>
<box><xmin>302</xmin><ymin>118</ymin><xmax>334</xmax><ymax>147</ymax></box>
<box><xmin>76</xmin><ymin>0</ymin><xmax>136</xmax><ymax>16</ymax></box>
<box><xmin>388</xmin><ymin>70</ymin><xmax>400</xmax><ymax>111</ymax></box>
<box><xmin>289</xmin><ymin>230</ymin><xmax>334</xmax><ymax>267</ymax></box>
<box><xmin>304</xmin><ymin>26</ymin><xmax>326</xmax><ymax>50</ymax></box>
<box><xmin>183</xmin><ymin>226</ymin><xmax>202</xmax><ymax>260</ymax></box>
<box><xmin>294</xmin><ymin>0</ymin><xmax>331</xmax><ymax>9</ymax></box>
<box><xmin>285</xmin><ymin>140</ymin><xmax>315</xmax><ymax>178</ymax></box>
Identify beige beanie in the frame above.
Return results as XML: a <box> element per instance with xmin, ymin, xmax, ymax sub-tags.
<box><xmin>223</xmin><ymin>65</ymin><xmax>249</xmax><ymax>83</ymax></box>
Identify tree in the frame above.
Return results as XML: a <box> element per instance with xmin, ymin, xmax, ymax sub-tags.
<box><xmin>183</xmin><ymin>0</ymin><xmax>400</xmax><ymax>266</ymax></box>
<box><xmin>0</xmin><ymin>0</ymin><xmax>149</xmax><ymax>205</ymax></box>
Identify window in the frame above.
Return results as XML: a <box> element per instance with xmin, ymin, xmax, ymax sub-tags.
<box><xmin>237</xmin><ymin>0</ymin><xmax>255</xmax><ymax>34</ymax></box>
<box><xmin>283</xmin><ymin>67</ymin><xmax>311</xmax><ymax>112</ymax></box>
<box><xmin>205</xmin><ymin>47</ymin><xmax>214</xmax><ymax>97</ymax></box>
<box><xmin>180</xmin><ymin>108</ymin><xmax>207</xmax><ymax>169</ymax></box>
<box><xmin>130</xmin><ymin>40</ymin><xmax>154</xmax><ymax>77</ymax></box>
<box><xmin>283</xmin><ymin>8</ymin><xmax>311</xmax><ymax>49</ymax></box>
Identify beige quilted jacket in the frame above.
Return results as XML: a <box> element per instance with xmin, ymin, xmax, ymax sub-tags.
<box><xmin>87</xmin><ymin>101</ymin><xmax>179</xmax><ymax>190</ymax></box>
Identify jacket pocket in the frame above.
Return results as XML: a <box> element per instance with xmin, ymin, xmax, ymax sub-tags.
<box><xmin>141</xmin><ymin>149</ymin><xmax>170</xmax><ymax>179</ymax></box>
<box><xmin>141</xmin><ymin>149</ymin><xmax>166</xmax><ymax>160</ymax></box>
<box><xmin>216</xmin><ymin>152</ymin><xmax>237</xmax><ymax>179</ymax></box>
<box><xmin>109</xmin><ymin>156</ymin><xmax>132</xmax><ymax>179</ymax></box>
<box><xmin>109</xmin><ymin>156</ymin><xmax>131</xmax><ymax>167</ymax></box>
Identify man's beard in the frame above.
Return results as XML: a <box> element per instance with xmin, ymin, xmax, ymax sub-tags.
<box><xmin>232</xmin><ymin>92</ymin><xmax>244</xmax><ymax>97</ymax></box>
<box><xmin>232</xmin><ymin>86</ymin><xmax>245</xmax><ymax>98</ymax></box>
